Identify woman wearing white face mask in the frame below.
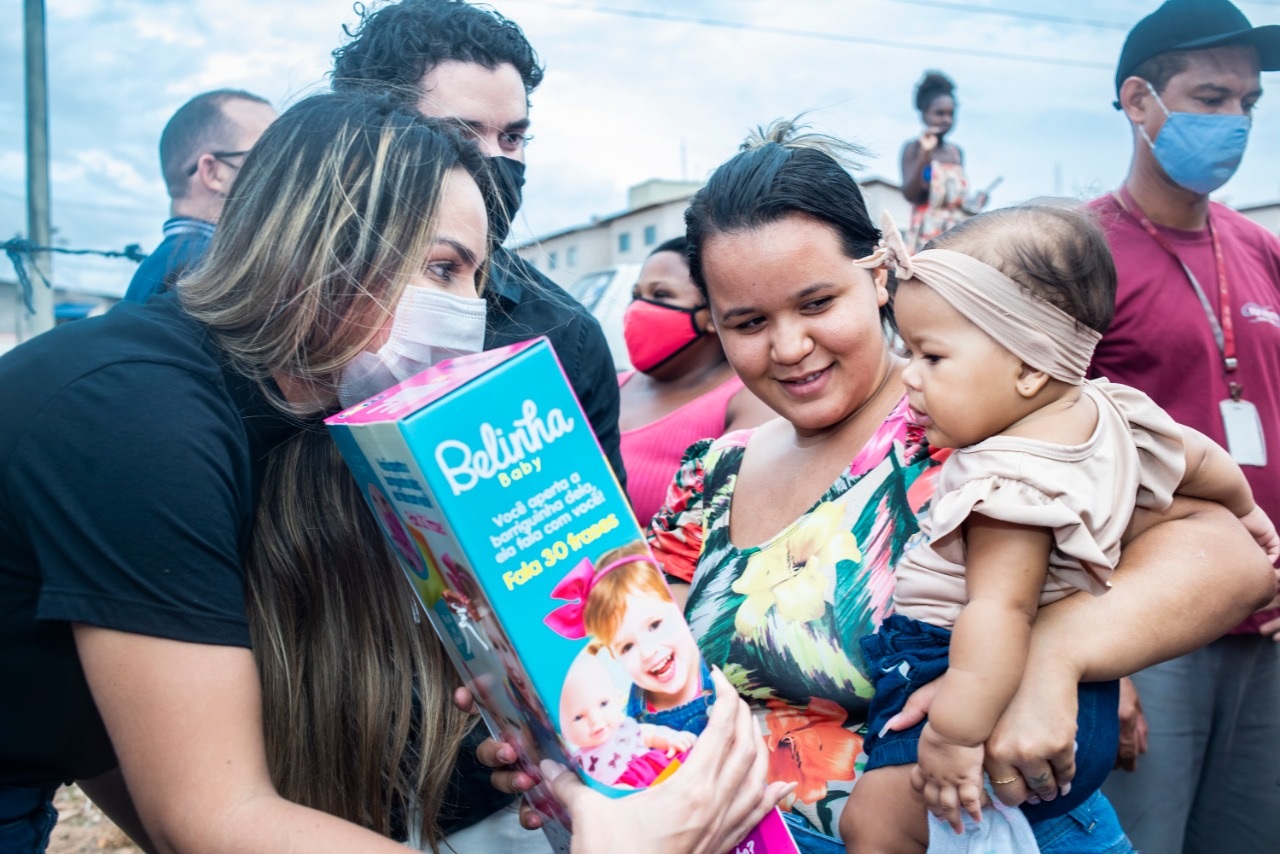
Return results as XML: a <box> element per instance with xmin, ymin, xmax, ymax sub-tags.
<box><xmin>338</xmin><ymin>274</ymin><xmax>490</xmax><ymax>407</ymax></box>
<box><xmin>0</xmin><ymin>92</ymin><xmax>494</xmax><ymax>852</ymax></box>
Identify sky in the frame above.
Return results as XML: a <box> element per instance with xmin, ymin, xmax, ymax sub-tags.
<box><xmin>2</xmin><ymin>0</ymin><xmax>1279</xmax><ymax>298</ymax></box>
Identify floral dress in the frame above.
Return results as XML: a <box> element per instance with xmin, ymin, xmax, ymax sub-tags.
<box><xmin>907</xmin><ymin>159</ymin><xmax>971</xmax><ymax>251</ymax></box>
<box><xmin>647</xmin><ymin>395</ymin><xmax>944</xmax><ymax>839</ymax></box>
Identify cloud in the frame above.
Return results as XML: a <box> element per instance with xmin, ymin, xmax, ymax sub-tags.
<box><xmin>1</xmin><ymin>0</ymin><xmax>1277</xmax><ymax>297</ymax></box>
<box><xmin>511</xmin><ymin>0</ymin><xmax>1278</xmax><ymax>241</ymax></box>
<box><xmin>73</xmin><ymin>150</ymin><xmax>162</xmax><ymax>197</ymax></box>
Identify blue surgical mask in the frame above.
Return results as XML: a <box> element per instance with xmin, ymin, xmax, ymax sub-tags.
<box><xmin>1140</xmin><ymin>83</ymin><xmax>1251</xmax><ymax>195</ymax></box>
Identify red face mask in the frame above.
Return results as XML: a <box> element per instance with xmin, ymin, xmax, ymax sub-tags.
<box><xmin>623</xmin><ymin>297</ymin><xmax>707</xmax><ymax>373</ymax></box>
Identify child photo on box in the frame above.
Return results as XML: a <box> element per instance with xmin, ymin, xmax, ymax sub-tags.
<box><xmin>559</xmin><ymin>648</ymin><xmax>697</xmax><ymax>788</ymax></box>
<box><xmin>545</xmin><ymin>542</ymin><xmax>714</xmax><ymax>736</ymax></box>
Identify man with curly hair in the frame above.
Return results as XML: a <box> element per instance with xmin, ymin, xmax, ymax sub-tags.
<box><xmin>332</xmin><ymin>4</ymin><xmax>618</xmax><ymax>851</ymax></box>
<box><xmin>332</xmin><ymin>0</ymin><xmax>624</xmax><ymax>497</ymax></box>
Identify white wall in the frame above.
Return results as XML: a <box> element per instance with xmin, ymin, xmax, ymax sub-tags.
<box><xmin>1240</xmin><ymin>202</ymin><xmax>1280</xmax><ymax>235</ymax></box>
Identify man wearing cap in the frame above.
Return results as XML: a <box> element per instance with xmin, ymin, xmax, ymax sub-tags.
<box><xmin>1089</xmin><ymin>1</ymin><xmax>1280</xmax><ymax>850</ymax></box>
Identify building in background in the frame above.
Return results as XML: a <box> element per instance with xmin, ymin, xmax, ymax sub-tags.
<box><xmin>514</xmin><ymin>179</ymin><xmax>699</xmax><ymax>290</ymax></box>
<box><xmin>517</xmin><ymin>177</ymin><xmax>912</xmax><ymax>370</ymax></box>
<box><xmin>1239</xmin><ymin>199</ymin><xmax>1280</xmax><ymax>235</ymax></box>
<box><xmin>514</xmin><ymin>176</ymin><xmax>911</xmax><ymax>291</ymax></box>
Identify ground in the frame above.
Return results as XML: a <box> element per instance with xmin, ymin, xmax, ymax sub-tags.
<box><xmin>48</xmin><ymin>785</ymin><xmax>142</xmax><ymax>854</ymax></box>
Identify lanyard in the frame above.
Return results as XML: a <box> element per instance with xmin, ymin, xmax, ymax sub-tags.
<box><xmin>1112</xmin><ymin>188</ymin><xmax>1241</xmax><ymax>399</ymax></box>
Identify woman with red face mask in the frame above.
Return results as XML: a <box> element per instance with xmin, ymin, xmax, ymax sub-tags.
<box><xmin>618</xmin><ymin>237</ymin><xmax>775</xmax><ymax>527</ymax></box>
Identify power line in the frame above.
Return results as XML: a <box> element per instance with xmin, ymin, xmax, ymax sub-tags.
<box><xmin>3</xmin><ymin>237</ymin><xmax>144</xmax><ymax>312</ymax></box>
<box><xmin>883</xmin><ymin>0</ymin><xmax>1278</xmax><ymax>26</ymax></box>
<box><xmin>510</xmin><ymin>1</ymin><xmax>1112</xmax><ymax>70</ymax></box>
<box><xmin>880</xmin><ymin>0</ymin><xmax>1129</xmax><ymax>30</ymax></box>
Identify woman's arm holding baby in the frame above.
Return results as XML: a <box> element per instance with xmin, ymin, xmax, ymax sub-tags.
<box><xmin>983</xmin><ymin>496</ymin><xmax>1275</xmax><ymax>805</ymax></box>
<box><xmin>1179</xmin><ymin>426</ymin><xmax>1279</xmax><ymax>560</ymax></box>
<box><xmin>913</xmin><ymin>518</ymin><xmax>1050</xmax><ymax>831</ymax></box>
<box><xmin>892</xmin><ymin>497</ymin><xmax>1275</xmax><ymax>806</ymax></box>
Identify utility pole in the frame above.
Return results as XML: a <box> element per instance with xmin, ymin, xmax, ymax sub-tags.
<box><xmin>21</xmin><ymin>0</ymin><xmax>54</xmax><ymax>340</ymax></box>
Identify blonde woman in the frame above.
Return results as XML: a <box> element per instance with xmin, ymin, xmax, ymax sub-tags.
<box><xmin>246</xmin><ymin>431</ymin><xmax>471</xmax><ymax>846</ymax></box>
<box><xmin>0</xmin><ymin>90</ymin><xmax>491</xmax><ymax>853</ymax></box>
<box><xmin>0</xmin><ymin>90</ymin><xmax>780</xmax><ymax>854</ymax></box>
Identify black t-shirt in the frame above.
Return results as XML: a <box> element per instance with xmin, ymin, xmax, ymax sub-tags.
<box><xmin>0</xmin><ymin>292</ymin><xmax>301</xmax><ymax>786</ymax></box>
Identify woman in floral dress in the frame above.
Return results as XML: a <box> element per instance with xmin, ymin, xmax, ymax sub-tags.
<box><xmin>643</xmin><ymin>119</ymin><xmax>1274</xmax><ymax>854</ymax></box>
<box><xmin>899</xmin><ymin>70</ymin><xmax>987</xmax><ymax>251</ymax></box>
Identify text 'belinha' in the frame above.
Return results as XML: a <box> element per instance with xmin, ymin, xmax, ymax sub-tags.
<box><xmin>434</xmin><ymin>399</ymin><xmax>576</xmax><ymax>496</ymax></box>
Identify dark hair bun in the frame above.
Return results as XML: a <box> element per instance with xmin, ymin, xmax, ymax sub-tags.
<box><xmin>914</xmin><ymin>70</ymin><xmax>955</xmax><ymax>113</ymax></box>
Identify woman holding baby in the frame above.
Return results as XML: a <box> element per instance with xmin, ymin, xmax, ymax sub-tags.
<box><xmin>486</xmin><ymin>120</ymin><xmax>1274</xmax><ymax>854</ymax></box>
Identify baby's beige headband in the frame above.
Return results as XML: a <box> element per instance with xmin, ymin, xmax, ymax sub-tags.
<box><xmin>854</xmin><ymin>212</ymin><xmax>1099</xmax><ymax>385</ymax></box>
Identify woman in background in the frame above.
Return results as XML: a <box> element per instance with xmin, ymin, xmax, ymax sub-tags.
<box><xmin>618</xmin><ymin>237</ymin><xmax>774</xmax><ymax>527</ymax></box>
<box><xmin>900</xmin><ymin>70</ymin><xmax>988</xmax><ymax>250</ymax></box>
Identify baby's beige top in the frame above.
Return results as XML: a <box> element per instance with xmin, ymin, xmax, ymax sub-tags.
<box><xmin>893</xmin><ymin>380</ymin><xmax>1187</xmax><ymax>629</ymax></box>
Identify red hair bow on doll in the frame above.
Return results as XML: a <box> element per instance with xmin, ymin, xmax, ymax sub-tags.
<box><xmin>543</xmin><ymin>554</ymin><xmax>655</xmax><ymax>639</ymax></box>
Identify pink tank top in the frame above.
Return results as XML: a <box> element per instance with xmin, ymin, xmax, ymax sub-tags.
<box><xmin>618</xmin><ymin>371</ymin><xmax>744</xmax><ymax>527</ymax></box>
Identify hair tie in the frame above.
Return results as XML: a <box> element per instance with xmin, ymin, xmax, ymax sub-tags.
<box><xmin>852</xmin><ymin>211</ymin><xmax>914</xmax><ymax>279</ymax></box>
<box><xmin>906</xmin><ymin>249</ymin><xmax>1100</xmax><ymax>384</ymax></box>
<box><xmin>543</xmin><ymin>554</ymin><xmax>658</xmax><ymax>640</ymax></box>
<box><xmin>853</xmin><ymin>210</ymin><xmax>1097</xmax><ymax>383</ymax></box>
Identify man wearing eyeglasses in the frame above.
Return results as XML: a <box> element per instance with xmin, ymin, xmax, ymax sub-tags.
<box><xmin>123</xmin><ymin>89</ymin><xmax>276</xmax><ymax>303</ymax></box>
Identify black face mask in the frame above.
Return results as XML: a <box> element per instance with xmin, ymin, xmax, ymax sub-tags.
<box><xmin>485</xmin><ymin>156</ymin><xmax>525</xmax><ymax>245</ymax></box>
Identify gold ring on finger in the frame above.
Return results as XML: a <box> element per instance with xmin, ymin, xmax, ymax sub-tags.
<box><xmin>991</xmin><ymin>775</ymin><xmax>1020</xmax><ymax>785</ymax></box>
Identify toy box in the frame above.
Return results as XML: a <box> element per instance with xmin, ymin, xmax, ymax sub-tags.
<box><xmin>325</xmin><ymin>338</ymin><xmax>796</xmax><ymax>853</ymax></box>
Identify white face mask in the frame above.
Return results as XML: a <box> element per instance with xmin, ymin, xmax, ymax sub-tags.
<box><xmin>338</xmin><ymin>286</ymin><xmax>487</xmax><ymax>408</ymax></box>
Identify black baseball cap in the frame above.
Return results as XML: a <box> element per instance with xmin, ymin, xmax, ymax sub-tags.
<box><xmin>1115</xmin><ymin>0</ymin><xmax>1280</xmax><ymax>98</ymax></box>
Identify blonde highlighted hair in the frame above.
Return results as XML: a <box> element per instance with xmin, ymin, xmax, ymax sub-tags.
<box><xmin>179</xmin><ymin>90</ymin><xmax>488</xmax><ymax>416</ymax></box>
<box><xmin>582</xmin><ymin>541</ymin><xmax>673</xmax><ymax>647</ymax></box>
<box><xmin>247</xmin><ymin>430</ymin><xmax>471</xmax><ymax>845</ymax></box>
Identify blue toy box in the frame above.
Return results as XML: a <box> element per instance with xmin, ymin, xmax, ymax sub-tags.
<box><xmin>326</xmin><ymin>338</ymin><xmax>795</xmax><ymax>853</ymax></box>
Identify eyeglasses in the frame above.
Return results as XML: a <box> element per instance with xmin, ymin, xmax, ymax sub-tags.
<box><xmin>185</xmin><ymin>150</ymin><xmax>250</xmax><ymax>177</ymax></box>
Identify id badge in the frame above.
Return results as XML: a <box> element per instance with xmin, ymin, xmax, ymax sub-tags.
<box><xmin>1220</xmin><ymin>399</ymin><xmax>1267</xmax><ymax>466</ymax></box>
